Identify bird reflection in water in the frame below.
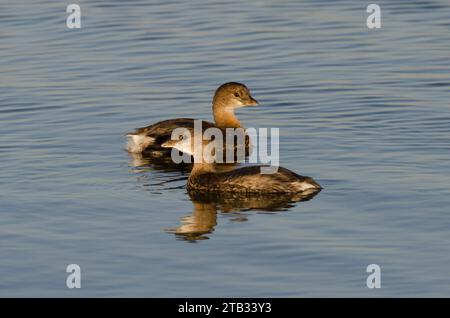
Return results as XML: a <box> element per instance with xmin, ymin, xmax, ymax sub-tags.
<box><xmin>127</xmin><ymin>152</ymin><xmax>321</xmax><ymax>242</ymax></box>
<box><xmin>128</xmin><ymin>152</ymin><xmax>240</xmax><ymax>174</ymax></box>
<box><xmin>128</xmin><ymin>152</ymin><xmax>192</xmax><ymax>173</ymax></box>
<box><xmin>166</xmin><ymin>190</ymin><xmax>320</xmax><ymax>242</ymax></box>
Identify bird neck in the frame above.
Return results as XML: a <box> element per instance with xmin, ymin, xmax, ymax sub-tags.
<box><xmin>190</xmin><ymin>162</ymin><xmax>216</xmax><ymax>175</ymax></box>
<box><xmin>212</xmin><ymin>103</ymin><xmax>242</xmax><ymax>129</ymax></box>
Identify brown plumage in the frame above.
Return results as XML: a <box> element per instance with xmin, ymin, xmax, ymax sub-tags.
<box><xmin>187</xmin><ymin>166</ymin><xmax>321</xmax><ymax>194</ymax></box>
<box><xmin>126</xmin><ymin>82</ymin><xmax>258</xmax><ymax>154</ymax></box>
<box><xmin>162</xmin><ymin>127</ymin><xmax>322</xmax><ymax>194</ymax></box>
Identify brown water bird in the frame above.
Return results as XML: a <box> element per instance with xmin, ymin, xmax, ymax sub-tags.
<box><xmin>161</xmin><ymin>127</ymin><xmax>322</xmax><ymax>194</ymax></box>
<box><xmin>126</xmin><ymin>82</ymin><xmax>258</xmax><ymax>154</ymax></box>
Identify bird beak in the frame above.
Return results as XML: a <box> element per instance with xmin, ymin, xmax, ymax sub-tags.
<box><xmin>161</xmin><ymin>140</ymin><xmax>174</xmax><ymax>148</ymax></box>
<box><xmin>246</xmin><ymin>96</ymin><xmax>259</xmax><ymax>106</ymax></box>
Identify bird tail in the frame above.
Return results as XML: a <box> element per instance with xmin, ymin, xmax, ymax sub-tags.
<box><xmin>125</xmin><ymin>133</ymin><xmax>155</xmax><ymax>153</ymax></box>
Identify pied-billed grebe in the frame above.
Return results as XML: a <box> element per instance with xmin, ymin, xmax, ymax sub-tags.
<box><xmin>161</xmin><ymin>127</ymin><xmax>322</xmax><ymax>194</ymax></box>
<box><xmin>126</xmin><ymin>82</ymin><xmax>258</xmax><ymax>154</ymax></box>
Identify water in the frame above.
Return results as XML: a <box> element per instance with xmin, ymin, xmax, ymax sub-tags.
<box><xmin>1</xmin><ymin>0</ymin><xmax>450</xmax><ymax>297</ymax></box>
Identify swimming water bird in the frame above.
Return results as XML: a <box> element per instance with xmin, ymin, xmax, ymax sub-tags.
<box><xmin>161</xmin><ymin>127</ymin><xmax>322</xmax><ymax>194</ymax></box>
<box><xmin>126</xmin><ymin>82</ymin><xmax>258</xmax><ymax>154</ymax></box>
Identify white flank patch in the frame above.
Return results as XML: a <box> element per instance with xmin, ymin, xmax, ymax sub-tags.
<box><xmin>293</xmin><ymin>180</ymin><xmax>319</xmax><ymax>192</ymax></box>
<box><xmin>126</xmin><ymin>134</ymin><xmax>155</xmax><ymax>153</ymax></box>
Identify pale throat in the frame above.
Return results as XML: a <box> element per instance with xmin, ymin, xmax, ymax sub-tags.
<box><xmin>213</xmin><ymin>105</ymin><xmax>242</xmax><ymax>129</ymax></box>
<box><xmin>190</xmin><ymin>147</ymin><xmax>217</xmax><ymax>175</ymax></box>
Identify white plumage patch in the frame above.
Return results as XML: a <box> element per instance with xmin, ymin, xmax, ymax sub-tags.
<box><xmin>292</xmin><ymin>180</ymin><xmax>320</xmax><ymax>192</ymax></box>
<box><xmin>126</xmin><ymin>134</ymin><xmax>155</xmax><ymax>153</ymax></box>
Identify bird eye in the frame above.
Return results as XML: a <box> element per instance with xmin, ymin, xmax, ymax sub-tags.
<box><xmin>179</xmin><ymin>135</ymin><xmax>184</xmax><ymax>140</ymax></box>
<box><xmin>234</xmin><ymin>92</ymin><xmax>240</xmax><ymax>98</ymax></box>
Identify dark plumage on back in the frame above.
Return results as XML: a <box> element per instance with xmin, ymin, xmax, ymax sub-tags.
<box><xmin>187</xmin><ymin>166</ymin><xmax>321</xmax><ymax>194</ymax></box>
<box><xmin>161</xmin><ymin>127</ymin><xmax>322</xmax><ymax>195</ymax></box>
<box><xmin>127</xmin><ymin>118</ymin><xmax>215</xmax><ymax>151</ymax></box>
<box><xmin>126</xmin><ymin>82</ymin><xmax>258</xmax><ymax>154</ymax></box>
